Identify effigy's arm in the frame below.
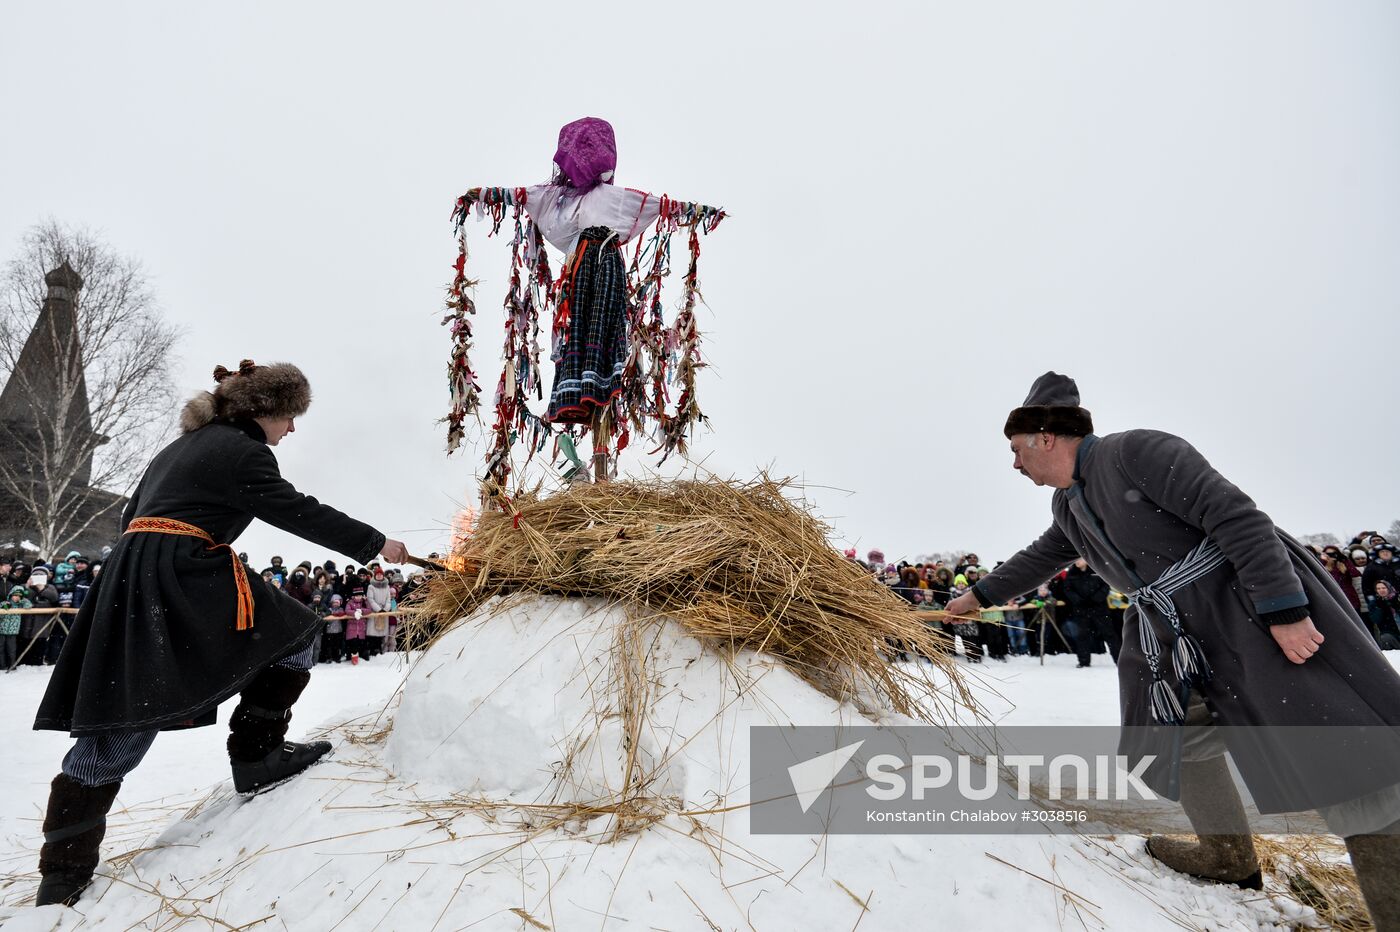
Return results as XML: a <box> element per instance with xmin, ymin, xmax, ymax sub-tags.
<box><xmin>451</xmin><ymin>187</ymin><xmax>530</xmax><ymax>237</ymax></box>
<box><xmin>654</xmin><ymin>195</ymin><xmax>726</xmax><ymax>233</ymax></box>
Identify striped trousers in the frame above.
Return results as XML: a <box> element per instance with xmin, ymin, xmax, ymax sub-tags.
<box><xmin>62</xmin><ymin>641</ymin><xmax>316</xmax><ymax>787</ymax></box>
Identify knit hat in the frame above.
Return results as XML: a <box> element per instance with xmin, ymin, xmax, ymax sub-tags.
<box><xmin>1003</xmin><ymin>371</ymin><xmax>1094</xmax><ymax>439</ymax></box>
<box><xmin>553</xmin><ymin>117</ymin><xmax>617</xmax><ymax>190</ymax></box>
<box><xmin>9</xmin><ymin>585</ymin><xmax>25</xmax><ymax>597</ymax></box>
<box><xmin>178</xmin><ymin>359</ymin><xmax>312</xmax><ymax>433</ymax></box>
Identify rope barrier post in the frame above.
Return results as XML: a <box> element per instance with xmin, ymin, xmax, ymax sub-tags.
<box><xmin>5</xmin><ymin>608</ymin><xmax>76</xmax><ymax>672</ymax></box>
<box><xmin>1038</xmin><ymin>604</ymin><xmax>1072</xmax><ymax>667</ymax></box>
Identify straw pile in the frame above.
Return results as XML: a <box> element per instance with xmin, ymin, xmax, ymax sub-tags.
<box><xmin>406</xmin><ymin>475</ymin><xmax>974</xmax><ymax>722</ymax></box>
<box><xmin>1256</xmin><ymin>836</ymin><xmax>1370</xmax><ymax>931</ymax></box>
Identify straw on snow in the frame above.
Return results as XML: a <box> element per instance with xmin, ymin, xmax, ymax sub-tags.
<box><xmin>405</xmin><ymin>475</ymin><xmax>975</xmax><ymax>722</ymax></box>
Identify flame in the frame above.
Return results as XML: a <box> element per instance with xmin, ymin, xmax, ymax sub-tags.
<box><xmin>441</xmin><ymin>504</ymin><xmax>479</xmax><ymax>572</ymax></box>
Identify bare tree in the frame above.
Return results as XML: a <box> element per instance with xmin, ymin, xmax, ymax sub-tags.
<box><xmin>1387</xmin><ymin>520</ymin><xmax>1400</xmax><ymax>545</ymax></box>
<box><xmin>0</xmin><ymin>220</ymin><xmax>180</xmax><ymax>557</ymax></box>
<box><xmin>1299</xmin><ymin>532</ymin><xmax>1341</xmax><ymax>550</ymax></box>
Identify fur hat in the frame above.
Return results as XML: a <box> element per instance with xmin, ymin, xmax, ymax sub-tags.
<box><xmin>1003</xmin><ymin>371</ymin><xmax>1094</xmax><ymax>439</ymax></box>
<box><xmin>179</xmin><ymin>359</ymin><xmax>312</xmax><ymax>433</ymax></box>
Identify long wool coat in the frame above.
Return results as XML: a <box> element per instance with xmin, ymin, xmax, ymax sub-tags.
<box><xmin>976</xmin><ymin>431</ymin><xmax>1400</xmax><ymax>812</ymax></box>
<box><xmin>34</xmin><ymin>418</ymin><xmax>384</xmax><ymax>735</ymax></box>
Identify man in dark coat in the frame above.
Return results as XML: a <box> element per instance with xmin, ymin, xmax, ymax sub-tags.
<box><xmin>1061</xmin><ymin>558</ymin><xmax>1117</xmax><ymax>666</ymax></box>
<box><xmin>30</xmin><ymin>359</ymin><xmax>408</xmax><ymax>909</ymax></box>
<box><xmin>944</xmin><ymin>372</ymin><xmax>1400</xmax><ymax>929</ymax></box>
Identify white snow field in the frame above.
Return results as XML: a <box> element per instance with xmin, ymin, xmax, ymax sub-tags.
<box><xmin>0</xmin><ymin>596</ymin><xmax>1375</xmax><ymax>930</ymax></box>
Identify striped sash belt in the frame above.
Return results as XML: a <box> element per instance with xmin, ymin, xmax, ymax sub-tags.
<box><xmin>124</xmin><ymin>517</ymin><xmax>254</xmax><ymax>631</ymax></box>
<box><xmin>1128</xmin><ymin>537</ymin><xmax>1228</xmax><ymax>725</ymax></box>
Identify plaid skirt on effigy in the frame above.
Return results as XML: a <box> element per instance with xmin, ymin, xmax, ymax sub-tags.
<box><xmin>546</xmin><ymin>226</ymin><xmax>627</xmax><ymax>424</ymax></box>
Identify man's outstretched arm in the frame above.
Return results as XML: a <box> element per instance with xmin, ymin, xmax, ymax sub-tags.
<box><xmin>945</xmin><ymin>523</ymin><xmax>1078</xmax><ymax>617</ymax></box>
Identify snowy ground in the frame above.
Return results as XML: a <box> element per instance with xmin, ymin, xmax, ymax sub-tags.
<box><xmin>0</xmin><ymin>603</ymin><xmax>1387</xmax><ymax>930</ymax></box>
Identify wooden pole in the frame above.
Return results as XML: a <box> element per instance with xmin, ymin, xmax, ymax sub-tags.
<box><xmin>590</xmin><ymin>408</ymin><xmax>610</xmax><ymax>483</ymax></box>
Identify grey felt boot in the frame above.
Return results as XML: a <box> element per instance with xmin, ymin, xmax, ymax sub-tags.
<box><xmin>1146</xmin><ymin>755</ymin><xmax>1262</xmax><ymax>890</ymax></box>
<box><xmin>1345</xmin><ymin>819</ymin><xmax>1400</xmax><ymax>932</ymax></box>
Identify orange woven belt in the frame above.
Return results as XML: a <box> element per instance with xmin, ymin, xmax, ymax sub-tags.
<box><xmin>124</xmin><ymin>517</ymin><xmax>254</xmax><ymax>631</ymax></box>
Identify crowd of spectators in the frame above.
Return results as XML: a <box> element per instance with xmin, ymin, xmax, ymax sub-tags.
<box><xmin>243</xmin><ymin>555</ymin><xmax>421</xmax><ymax>665</ymax></box>
<box><xmin>854</xmin><ymin>527</ymin><xmax>1400</xmax><ymax>668</ymax></box>
<box><xmin>1309</xmin><ymin>532</ymin><xmax>1400</xmax><ymax>648</ymax></box>
<box><xmin>0</xmin><ymin>552</ymin><xmax>100</xmax><ymax>669</ymax></box>
<box><xmin>1</xmin><ymin>549</ymin><xmax>423</xmax><ymax>671</ymax></box>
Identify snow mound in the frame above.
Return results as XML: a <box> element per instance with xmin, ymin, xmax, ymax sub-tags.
<box><xmin>385</xmin><ymin>597</ymin><xmax>858</xmax><ymax>813</ymax></box>
<box><xmin>3</xmin><ymin>596</ymin><xmax>1309</xmax><ymax>931</ymax></box>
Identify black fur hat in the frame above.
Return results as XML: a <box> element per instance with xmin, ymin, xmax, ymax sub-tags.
<box><xmin>179</xmin><ymin>359</ymin><xmax>312</xmax><ymax>433</ymax></box>
<box><xmin>1003</xmin><ymin>371</ymin><xmax>1094</xmax><ymax>439</ymax></box>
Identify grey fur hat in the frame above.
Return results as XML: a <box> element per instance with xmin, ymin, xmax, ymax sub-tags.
<box><xmin>179</xmin><ymin>359</ymin><xmax>312</xmax><ymax>433</ymax></box>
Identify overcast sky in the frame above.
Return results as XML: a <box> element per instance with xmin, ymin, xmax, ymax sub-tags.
<box><xmin>2</xmin><ymin>2</ymin><xmax>1397</xmax><ymax>568</ymax></box>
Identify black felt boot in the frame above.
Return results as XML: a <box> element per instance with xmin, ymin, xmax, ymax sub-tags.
<box><xmin>1146</xmin><ymin>755</ymin><xmax>1262</xmax><ymax>890</ymax></box>
<box><xmin>35</xmin><ymin>774</ymin><xmax>122</xmax><ymax>907</ymax></box>
<box><xmin>227</xmin><ymin>665</ymin><xmax>331</xmax><ymax>795</ymax></box>
<box><xmin>1346</xmin><ymin>818</ymin><xmax>1400</xmax><ymax>932</ymax></box>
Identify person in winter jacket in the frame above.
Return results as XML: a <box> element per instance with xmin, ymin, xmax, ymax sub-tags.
<box><xmin>948</xmin><ymin>572</ymin><xmax>983</xmax><ymax>662</ymax></box>
<box><xmin>1363</xmin><ymin>546</ymin><xmax>1399</xmax><ymax>604</ymax></box>
<box><xmin>1369</xmin><ymin>581</ymin><xmax>1400</xmax><ymax>648</ymax></box>
<box><xmin>47</xmin><ymin>562</ymin><xmax>84</xmax><ymax>665</ymax></box>
<box><xmin>942</xmin><ymin>370</ymin><xmax>1400</xmax><ymax>926</ymax></box>
<box><xmin>365</xmin><ymin>567</ymin><xmax>393</xmax><ymax>656</ymax></box>
<box><xmin>284</xmin><ymin>568</ymin><xmax>314</xmax><ymax>606</ymax></box>
<box><xmin>343</xmin><ymin>594</ymin><xmax>369</xmax><ymax>663</ymax></box>
<box><xmin>321</xmin><ymin>594</ymin><xmax>346</xmax><ymax>663</ymax></box>
<box><xmin>262</xmin><ymin>556</ymin><xmax>288</xmax><ymax>586</ymax></box>
<box><xmin>1062</xmin><ymin>558</ymin><xmax>1118</xmax><ymax>667</ymax></box>
<box><xmin>22</xmin><ymin>568</ymin><xmax>60</xmax><ymax>667</ymax></box>
<box><xmin>1</xmin><ymin>585</ymin><xmax>31</xmax><ymax>669</ymax></box>
<box><xmin>1323</xmin><ymin>549</ymin><xmax>1364</xmax><ymax>618</ymax></box>
<box><xmin>30</xmin><ymin>359</ymin><xmax>409</xmax><ymax>909</ymax></box>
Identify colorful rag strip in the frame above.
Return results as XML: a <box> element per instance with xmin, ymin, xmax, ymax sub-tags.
<box><xmin>124</xmin><ymin>517</ymin><xmax>255</xmax><ymax>631</ymax></box>
<box><xmin>444</xmin><ymin>186</ymin><xmax>726</xmax><ymax>485</ymax></box>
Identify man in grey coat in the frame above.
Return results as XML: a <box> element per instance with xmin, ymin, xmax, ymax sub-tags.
<box><xmin>944</xmin><ymin>372</ymin><xmax>1400</xmax><ymax>929</ymax></box>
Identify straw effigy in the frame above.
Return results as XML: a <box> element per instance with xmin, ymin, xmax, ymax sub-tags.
<box><xmin>405</xmin><ymin>475</ymin><xmax>975</xmax><ymax>723</ymax></box>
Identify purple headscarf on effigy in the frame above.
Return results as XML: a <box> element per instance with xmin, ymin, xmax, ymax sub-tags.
<box><xmin>553</xmin><ymin>117</ymin><xmax>617</xmax><ymax>191</ymax></box>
